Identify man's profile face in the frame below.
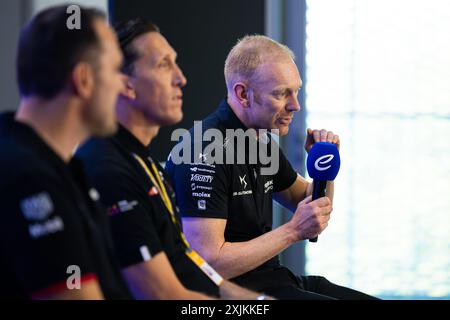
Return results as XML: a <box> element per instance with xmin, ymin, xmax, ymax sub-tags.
<box><xmin>129</xmin><ymin>32</ymin><xmax>187</xmax><ymax>126</ymax></box>
<box><xmin>85</xmin><ymin>19</ymin><xmax>124</xmax><ymax>136</ymax></box>
<box><xmin>246</xmin><ymin>59</ymin><xmax>302</xmax><ymax>136</ymax></box>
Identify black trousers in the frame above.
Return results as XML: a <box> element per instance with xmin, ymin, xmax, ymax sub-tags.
<box><xmin>231</xmin><ymin>266</ymin><xmax>378</xmax><ymax>300</ymax></box>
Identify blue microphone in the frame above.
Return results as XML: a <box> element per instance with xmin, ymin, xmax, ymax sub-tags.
<box><xmin>306</xmin><ymin>142</ymin><xmax>341</xmax><ymax>242</ymax></box>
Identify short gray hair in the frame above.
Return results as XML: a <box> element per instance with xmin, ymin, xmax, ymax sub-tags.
<box><xmin>224</xmin><ymin>35</ymin><xmax>295</xmax><ymax>91</ymax></box>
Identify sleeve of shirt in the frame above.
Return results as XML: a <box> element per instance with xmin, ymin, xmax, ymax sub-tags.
<box><xmin>87</xmin><ymin>161</ymin><xmax>163</xmax><ymax>269</ymax></box>
<box><xmin>165</xmin><ymin>159</ymin><xmax>230</xmax><ymax>219</ymax></box>
<box><xmin>272</xmin><ymin>144</ymin><xmax>298</xmax><ymax>193</ymax></box>
<box><xmin>0</xmin><ymin>171</ymin><xmax>99</xmax><ymax>298</ymax></box>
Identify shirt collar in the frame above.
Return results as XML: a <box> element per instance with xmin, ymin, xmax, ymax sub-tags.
<box><xmin>0</xmin><ymin>111</ymin><xmax>72</xmax><ymax>169</ymax></box>
<box><xmin>112</xmin><ymin>124</ymin><xmax>151</xmax><ymax>159</ymax></box>
<box><xmin>216</xmin><ymin>98</ymin><xmax>248</xmax><ymax>131</ymax></box>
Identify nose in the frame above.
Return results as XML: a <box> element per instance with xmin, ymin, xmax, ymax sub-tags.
<box><xmin>287</xmin><ymin>92</ymin><xmax>301</xmax><ymax>112</ymax></box>
<box><xmin>174</xmin><ymin>64</ymin><xmax>187</xmax><ymax>88</ymax></box>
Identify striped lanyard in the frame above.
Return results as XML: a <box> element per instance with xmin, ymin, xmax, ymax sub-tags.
<box><xmin>132</xmin><ymin>153</ymin><xmax>190</xmax><ymax>248</ymax></box>
<box><xmin>132</xmin><ymin>153</ymin><xmax>224</xmax><ymax>286</ymax></box>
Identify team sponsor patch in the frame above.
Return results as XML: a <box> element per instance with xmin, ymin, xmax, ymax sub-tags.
<box><xmin>191</xmin><ymin>183</ymin><xmax>213</xmax><ymax>191</ymax></box>
<box><xmin>264</xmin><ymin>180</ymin><xmax>274</xmax><ymax>193</ymax></box>
<box><xmin>191</xmin><ymin>174</ymin><xmax>213</xmax><ymax>183</ymax></box>
<box><xmin>20</xmin><ymin>192</ymin><xmax>54</xmax><ymax>221</ymax></box>
<box><xmin>232</xmin><ymin>190</ymin><xmax>253</xmax><ymax>196</ymax></box>
<box><xmin>190</xmin><ymin>162</ymin><xmax>216</xmax><ymax>169</ymax></box>
<box><xmin>192</xmin><ymin>191</ymin><xmax>211</xmax><ymax>198</ymax></box>
<box><xmin>190</xmin><ymin>167</ymin><xmax>215</xmax><ymax>174</ymax></box>
<box><xmin>28</xmin><ymin>216</ymin><xmax>64</xmax><ymax>239</ymax></box>
<box><xmin>89</xmin><ymin>188</ymin><xmax>100</xmax><ymax>202</ymax></box>
<box><xmin>108</xmin><ymin>200</ymin><xmax>139</xmax><ymax>216</ymax></box>
<box><xmin>20</xmin><ymin>192</ymin><xmax>65</xmax><ymax>239</ymax></box>
<box><xmin>197</xmin><ymin>200</ymin><xmax>206</xmax><ymax>210</ymax></box>
<box><xmin>239</xmin><ymin>175</ymin><xmax>248</xmax><ymax>189</ymax></box>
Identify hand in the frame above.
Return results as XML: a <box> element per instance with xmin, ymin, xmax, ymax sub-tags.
<box><xmin>288</xmin><ymin>195</ymin><xmax>333</xmax><ymax>241</ymax></box>
<box><xmin>305</xmin><ymin>128</ymin><xmax>340</xmax><ymax>153</ymax></box>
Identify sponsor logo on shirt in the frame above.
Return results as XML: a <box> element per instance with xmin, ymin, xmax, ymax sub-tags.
<box><xmin>190</xmin><ymin>166</ymin><xmax>215</xmax><ymax>174</ymax></box>
<box><xmin>192</xmin><ymin>191</ymin><xmax>211</xmax><ymax>198</ymax></box>
<box><xmin>233</xmin><ymin>190</ymin><xmax>253</xmax><ymax>196</ymax></box>
<box><xmin>223</xmin><ymin>137</ymin><xmax>230</xmax><ymax>150</ymax></box>
<box><xmin>191</xmin><ymin>174</ymin><xmax>213</xmax><ymax>183</ymax></box>
<box><xmin>28</xmin><ymin>216</ymin><xmax>64</xmax><ymax>239</ymax></box>
<box><xmin>20</xmin><ymin>192</ymin><xmax>54</xmax><ymax>221</ymax></box>
<box><xmin>20</xmin><ymin>192</ymin><xmax>65</xmax><ymax>239</ymax></box>
<box><xmin>198</xmin><ymin>200</ymin><xmax>206</xmax><ymax>210</ymax></box>
<box><xmin>88</xmin><ymin>188</ymin><xmax>100</xmax><ymax>202</ymax></box>
<box><xmin>108</xmin><ymin>200</ymin><xmax>139</xmax><ymax>216</ymax></box>
<box><xmin>191</xmin><ymin>183</ymin><xmax>213</xmax><ymax>191</ymax></box>
<box><xmin>264</xmin><ymin>180</ymin><xmax>274</xmax><ymax>193</ymax></box>
<box><xmin>239</xmin><ymin>175</ymin><xmax>248</xmax><ymax>189</ymax></box>
<box><xmin>198</xmin><ymin>153</ymin><xmax>208</xmax><ymax>163</ymax></box>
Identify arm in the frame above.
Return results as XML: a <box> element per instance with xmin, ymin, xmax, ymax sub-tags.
<box><xmin>219</xmin><ymin>280</ymin><xmax>274</xmax><ymax>300</ymax></box>
<box><xmin>274</xmin><ymin>175</ymin><xmax>335</xmax><ymax>212</ymax></box>
<box><xmin>183</xmin><ymin>195</ymin><xmax>331</xmax><ymax>280</ymax></box>
<box><xmin>122</xmin><ymin>252</ymin><xmax>214</xmax><ymax>300</ymax></box>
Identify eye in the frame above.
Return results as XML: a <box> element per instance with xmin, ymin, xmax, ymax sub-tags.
<box><xmin>158</xmin><ymin>59</ymin><xmax>171</xmax><ymax>69</ymax></box>
<box><xmin>272</xmin><ymin>90</ymin><xmax>285</xmax><ymax>98</ymax></box>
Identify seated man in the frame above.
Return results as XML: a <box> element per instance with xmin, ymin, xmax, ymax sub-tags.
<box><xmin>0</xmin><ymin>5</ymin><xmax>130</xmax><ymax>299</ymax></box>
<box><xmin>166</xmin><ymin>35</ymin><xmax>377</xmax><ymax>300</ymax></box>
<box><xmin>77</xmin><ymin>19</ymin><xmax>271</xmax><ymax>300</ymax></box>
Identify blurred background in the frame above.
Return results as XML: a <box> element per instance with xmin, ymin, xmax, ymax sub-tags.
<box><xmin>0</xmin><ymin>0</ymin><xmax>449</xmax><ymax>299</ymax></box>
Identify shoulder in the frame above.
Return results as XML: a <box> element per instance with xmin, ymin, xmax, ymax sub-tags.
<box><xmin>0</xmin><ymin>137</ymin><xmax>60</xmax><ymax>187</ymax></box>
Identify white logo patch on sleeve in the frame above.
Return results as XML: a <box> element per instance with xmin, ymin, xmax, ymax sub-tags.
<box><xmin>20</xmin><ymin>192</ymin><xmax>54</xmax><ymax>221</ymax></box>
<box><xmin>20</xmin><ymin>192</ymin><xmax>65</xmax><ymax>239</ymax></box>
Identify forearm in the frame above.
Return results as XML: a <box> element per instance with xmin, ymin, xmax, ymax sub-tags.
<box><xmin>183</xmin><ymin>290</ymin><xmax>216</xmax><ymax>300</ymax></box>
<box><xmin>210</xmin><ymin>224</ymin><xmax>296</xmax><ymax>279</ymax></box>
<box><xmin>219</xmin><ymin>280</ymin><xmax>265</xmax><ymax>300</ymax></box>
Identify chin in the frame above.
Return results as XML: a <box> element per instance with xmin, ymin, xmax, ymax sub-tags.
<box><xmin>162</xmin><ymin>113</ymin><xmax>183</xmax><ymax>126</ymax></box>
<box><xmin>278</xmin><ymin>126</ymin><xmax>289</xmax><ymax>136</ymax></box>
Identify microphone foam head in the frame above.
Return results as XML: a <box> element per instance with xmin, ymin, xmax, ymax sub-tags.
<box><xmin>306</xmin><ymin>142</ymin><xmax>340</xmax><ymax>180</ymax></box>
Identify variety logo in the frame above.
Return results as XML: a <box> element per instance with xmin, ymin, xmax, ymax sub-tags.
<box><xmin>191</xmin><ymin>174</ymin><xmax>213</xmax><ymax>183</ymax></box>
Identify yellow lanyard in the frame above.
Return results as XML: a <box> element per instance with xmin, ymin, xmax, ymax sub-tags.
<box><xmin>132</xmin><ymin>154</ymin><xmax>190</xmax><ymax>248</ymax></box>
<box><xmin>132</xmin><ymin>153</ymin><xmax>224</xmax><ymax>286</ymax></box>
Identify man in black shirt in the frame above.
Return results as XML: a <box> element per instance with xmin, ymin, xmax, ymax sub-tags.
<box><xmin>0</xmin><ymin>6</ymin><xmax>130</xmax><ymax>300</ymax></box>
<box><xmin>77</xmin><ymin>19</ymin><xmax>269</xmax><ymax>300</ymax></box>
<box><xmin>166</xmin><ymin>35</ymin><xmax>377</xmax><ymax>299</ymax></box>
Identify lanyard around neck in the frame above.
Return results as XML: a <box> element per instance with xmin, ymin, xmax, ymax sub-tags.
<box><xmin>132</xmin><ymin>153</ymin><xmax>190</xmax><ymax>248</ymax></box>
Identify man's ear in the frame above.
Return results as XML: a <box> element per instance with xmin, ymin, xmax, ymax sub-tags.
<box><xmin>121</xmin><ymin>75</ymin><xmax>137</xmax><ymax>100</ymax></box>
<box><xmin>233</xmin><ymin>82</ymin><xmax>251</xmax><ymax>108</ymax></box>
<box><xmin>71</xmin><ymin>62</ymin><xmax>95</xmax><ymax>99</ymax></box>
